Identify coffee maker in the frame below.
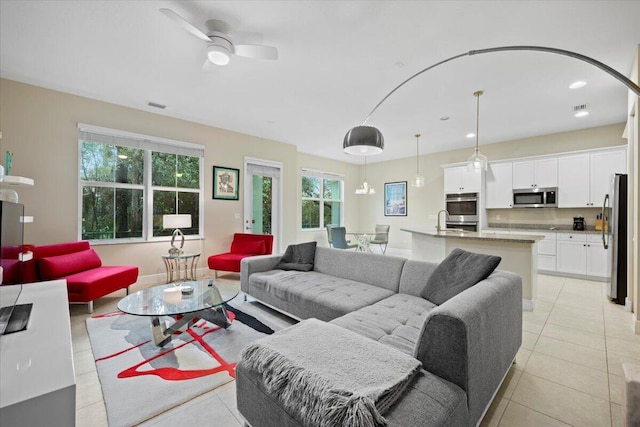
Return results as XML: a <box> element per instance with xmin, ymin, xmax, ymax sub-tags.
<box><xmin>573</xmin><ymin>216</ymin><xmax>585</xmax><ymax>231</ymax></box>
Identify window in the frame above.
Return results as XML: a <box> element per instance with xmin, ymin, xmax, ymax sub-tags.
<box><xmin>78</xmin><ymin>124</ymin><xmax>204</xmax><ymax>243</ymax></box>
<box><xmin>301</xmin><ymin>169</ymin><xmax>343</xmax><ymax>230</ymax></box>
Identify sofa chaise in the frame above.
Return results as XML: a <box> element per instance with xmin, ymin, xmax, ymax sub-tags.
<box><xmin>207</xmin><ymin>233</ymin><xmax>273</xmax><ymax>277</ymax></box>
<box><xmin>22</xmin><ymin>241</ymin><xmax>138</xmax><ymax>313</ymax></box>
<box><xmin>237</xmin><ymin>246</ymin><xmax>522</xmax><ymax>427</ymax></box>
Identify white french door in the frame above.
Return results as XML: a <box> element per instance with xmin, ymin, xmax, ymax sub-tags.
<box><xmin>243</xmin><ymin>157</ymin><xmax>282</xmax><ymax>253</ymax></box>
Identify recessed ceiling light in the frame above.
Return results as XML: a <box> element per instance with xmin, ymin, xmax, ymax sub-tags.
<box><xmin>466</xmin><ymin>133</ymin><xmax>475</xmax><ymax>138</ymax></box>
<box><xmin>569</xmin><ymin>81</ymin><xmax>587</xmax><ymax>89</ymax></box>
<box><xmin>575</xmin><ymin>111</ymin><xmax>589</xmax><ymax>118</ymax></box>
<box><xmin>440</xmin><ymin>116</ymin><xmax>450</xmax><ymax>121</ymax></box>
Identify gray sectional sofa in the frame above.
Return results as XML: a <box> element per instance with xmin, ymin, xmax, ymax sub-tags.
<box><xmin>237</xmin><ymin>247</ymin><xmax>523</xmax><ymax>427</ymax></box>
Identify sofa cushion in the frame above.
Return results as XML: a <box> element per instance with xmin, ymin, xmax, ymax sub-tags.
<box><xmin>249</xmin><ymin>270</ymin><xmax>395</xmax><ymax>321</ymax></box>
<box><xmin>231</xmin><ymin>239</ymin><xmax>266</xmax><ymax>255</ymax></box>
<box><xmin>66</xmin><ymin>265</ymin><xmax>138</xmax><ymax>303</ymax></box>
<box><xmin>275</xmin><ymin>241</ymin><xmax>316</xmax><ymax>272</ymax></box>
<box><xmin>331</xmin><ymin>293</ymin><xmax>436</xmax><ymax>356</ymax></box>
<box><xmin>208</xmin><ymin>252</ymin><xmax>248</xmax><ymax>273</ymax></box>
<box><xmin>420</xmin><ymin>248</ymin><xmax>501</xmax><ymax>305</ymax></box>
<box><xmin>38</xmin><ymin>249</ymin><xmax>103</xmax><ymax>280</ymax></box>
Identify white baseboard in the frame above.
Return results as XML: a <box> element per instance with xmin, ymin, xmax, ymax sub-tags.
<box><xmin>522</xmin><ymin>299</ymin><xmax>535</xmax><ymax>311</ymax></box>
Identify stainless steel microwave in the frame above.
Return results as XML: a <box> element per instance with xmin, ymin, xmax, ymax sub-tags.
<box><xmin>512</xmin><ymin>187</ymin><xmax>557</xmax><ymax>208</ymax></box>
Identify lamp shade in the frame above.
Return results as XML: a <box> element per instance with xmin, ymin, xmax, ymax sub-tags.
<box><xmin>163</xmin><ymin>214</ymin><xmax>191</xmax><ymax>229</ymax></box>
<box><xmin>343</xmin><ymin>125</ymin><xmax>384</xmax><ymax>155</ymax></box>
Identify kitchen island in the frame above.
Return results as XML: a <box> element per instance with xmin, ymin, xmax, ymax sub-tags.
<box><xmin>401</xmin><ymin>228</ymin><xmax>545</xmax><ymax>310</ymax></box>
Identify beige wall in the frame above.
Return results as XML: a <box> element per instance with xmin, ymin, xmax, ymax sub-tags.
<box><xmin>356</xmin><ymin>124</ymin><xmax>626</xmax><ymax>250</ymax></box>
<box><xmin>0</xmin><ymin>78</ymin><xmax>361</xmax><ymax>277</ymax></box>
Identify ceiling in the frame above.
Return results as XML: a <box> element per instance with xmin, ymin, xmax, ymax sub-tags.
<box><xmin>1</xmin><ymin>1</ymin><xmax>639</xmax><ymax>165</ymax></box>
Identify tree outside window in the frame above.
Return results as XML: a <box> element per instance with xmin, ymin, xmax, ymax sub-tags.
<box><xmin>80</xmin><ymin>138</ymin><xmax>202</xmax><ymax>242</ymax></box>
<box><xmin>301</xmin><ymin>174</ymin><xmax>343</xmax><ymax>230</ymax></box>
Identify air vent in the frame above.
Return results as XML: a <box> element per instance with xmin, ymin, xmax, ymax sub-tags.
<box><xmin>147</xmin><ymin>101</ymin><xmax>166</xmax><ymax>110</ymax></box>
<box><xmin>573</xmin><ymin>104</ymin><xmax>588</xmax><ymax>112</ymax></box>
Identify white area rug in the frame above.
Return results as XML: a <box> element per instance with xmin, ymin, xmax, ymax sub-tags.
<box><xmin>86</xmin><ymin>301</ymin><xmax>290</xmax><ymax>427</ymax></box>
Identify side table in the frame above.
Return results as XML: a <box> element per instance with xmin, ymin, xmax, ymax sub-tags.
<box><xmin>162</xmin><ymin>252</ymin><xmax>200</xmax><ymax>283</ymax></box>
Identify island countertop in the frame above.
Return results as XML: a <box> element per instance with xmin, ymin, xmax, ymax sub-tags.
<box><xmin>401</xmin><ymin>228</ymin><xmax>546</xmax><ymax>244</ymax></box>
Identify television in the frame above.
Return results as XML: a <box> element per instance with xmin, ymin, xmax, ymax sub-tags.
<box><xmin>0</xmin><ymin>201</ymin><xmax>27</xmax><ymax>335</ymax></box>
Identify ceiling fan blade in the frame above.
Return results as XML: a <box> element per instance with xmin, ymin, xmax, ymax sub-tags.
<box><xmin>159</xmin><ymin>8</ymin><xmax>210</xmax><ymax>42</ymax></box>
<box><xmin>202</xmin><ymin>59</ymin><xmax>217</xmax><ymax>72</ymax></box>
<box><xmin>234</xmin><ymin>44</ymin><xmax>278</xmax><ymax>60</ymax></box>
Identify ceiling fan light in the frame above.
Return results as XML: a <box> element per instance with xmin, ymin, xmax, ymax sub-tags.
<box><xmin>207</xmin><ymin>45</ymin><xmax>231</xmax><ymax>66</ymax></box>
<box><xmin>343</xmin><ymin>125</ymin><xmax>384</xmax><ymax>155</ymax></box>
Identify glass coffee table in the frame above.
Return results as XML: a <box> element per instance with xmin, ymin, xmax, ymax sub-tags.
<box><xmin>117</xmin><ymin>280</ymin><xmax>239</xmax><ymax>347</ymax></box>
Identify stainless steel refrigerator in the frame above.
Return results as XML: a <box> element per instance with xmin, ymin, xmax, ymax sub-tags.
<box><xmin>602</xmin><ymin>173</ymin><xmax>627</xmax><ymax>304</ymax></box>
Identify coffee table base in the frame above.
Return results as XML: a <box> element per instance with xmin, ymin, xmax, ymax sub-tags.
<box><xmin>150</xmin><ymin>304</ymin><xmax>232</xmax><ymax>347</ymax></box>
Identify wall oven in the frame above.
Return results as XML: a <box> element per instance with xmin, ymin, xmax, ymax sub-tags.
<box><xmin>445</xmin><ymin>192</ymin><xmax>479</xmax><ymax>231</ymax></box>
<box><xmin>512</xmin><ymin>187</ymin><xmax>557</xmax><ymax>208</ymax></box>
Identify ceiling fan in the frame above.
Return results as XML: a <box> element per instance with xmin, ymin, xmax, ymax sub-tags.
<box><xmin>159</xmin><ymin>8</ymin><xmax>278</xmax><ymax>69</ymax></box>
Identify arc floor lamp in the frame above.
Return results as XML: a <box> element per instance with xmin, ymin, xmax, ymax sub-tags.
<box><xmin>343</xmin><ymin>45</ymin><xmax>640</xmax><ymax>155</ymax></box>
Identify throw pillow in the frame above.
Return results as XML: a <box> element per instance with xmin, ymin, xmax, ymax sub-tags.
<box><xmin>420</xmin><ymin>248</ymin><xmax>501</xmax><ymax>305</ymax></box>
<box><xmin>231</xmin><ymin>239</ymin><xmax>266</xmax><ymax>255</ymax></box>
<box><xmin>275</xmin><ymin>241</ymin><xmax>317</xmax><ymax>272</ymax></box>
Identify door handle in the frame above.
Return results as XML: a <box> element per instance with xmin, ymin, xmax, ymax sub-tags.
<box><xmin>602</xmin><ymin>194</ymin><xmax>609</xmax><ymax>249</ymax></box>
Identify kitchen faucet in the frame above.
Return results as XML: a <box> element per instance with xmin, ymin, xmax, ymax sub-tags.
<box><xmin>436</xmin><ymin>209</ymin><xmax>450</xmax><ymax>232</ymax></box>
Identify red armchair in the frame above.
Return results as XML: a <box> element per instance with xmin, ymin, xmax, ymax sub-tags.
<box><xmin>22</xmin><ymin>241</ymin><xmax>138</xmax><ymax>313</ymax></box>
<box><xmin>208</xmin><ymin>233</ymin><xmax>273</xmax><ymax>277</ymax></box>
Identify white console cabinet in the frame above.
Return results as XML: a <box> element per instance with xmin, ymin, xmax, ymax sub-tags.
<box><xmin>0</xmin><ymin>280</ymin><xmax>75</xmax><ymax>426</ymax></box>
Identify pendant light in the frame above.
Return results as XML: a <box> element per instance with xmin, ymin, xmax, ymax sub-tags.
<box><xmin>467</xmin><ymin>90</ymin><xmax>488</xmax><ymax>172</ymax></box>
<box><xmin>411</xmin><ymin>133</ymin><xmax>425</xmax><ymax>187</ymax></box>
<box><xmin>355</xmin><ymin>156</ymin><xmax>375</xmax><ymax>195</ymax></box>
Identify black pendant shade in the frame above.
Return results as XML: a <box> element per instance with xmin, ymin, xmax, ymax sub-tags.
<box><xmin>343</xmin><ymin>125</ymin><xmax>384</xmax><ymax>155</ymax></box>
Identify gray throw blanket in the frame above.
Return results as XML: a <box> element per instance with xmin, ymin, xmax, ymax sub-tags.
<box><xmin>240</xmin><ymin>318</ymin><xmax>422</xmax><ymax>427</ymax></box>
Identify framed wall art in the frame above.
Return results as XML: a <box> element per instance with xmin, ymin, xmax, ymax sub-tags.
<box><xmin>213</xmin><ymin>166</ymin><xmax>239</xmax><ymax>200</ymax></box>
<box><xmin>384</xmin><ymin>181</ymin><xmax>407</xmax><ymax>216</ymax></box>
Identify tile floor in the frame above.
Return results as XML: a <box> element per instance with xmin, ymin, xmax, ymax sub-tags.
<box><xmin>71</xmin><ymin>274</ymin><xmax>639</xmax><ymax>426</ymax></box>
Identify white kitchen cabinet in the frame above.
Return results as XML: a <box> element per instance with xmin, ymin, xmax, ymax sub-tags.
<box><xmin>558</xmin><ymin>154</ymin><xmax>590</xmax><ymax>207</ymax></box>
<box><xmin>512</xmin><ymin>158</ymin><xmax>557</xmax><ymax>189</ymax></box>
<box><xmin>589</xmin><ymin>149</ymin><xmax>626</xmax><ymax>208</ymax></box>
<box><xmin>586</xmin><ymin>234</ymin><xmax>608</xmax><ymax>277</ymax></box>
<box><xmin>443</xmin><ymin>165</ymin><xmax>482</xmax><ymax>193</ymax></box>
<box><xmin>558</xmin><ymin>147</ymin><xmax>626</xmax><ymax>208</ymax></box>
<box><xmin>485</xmin><ymin>162</ymin><xmax>513</xmax><ymax>208</ymax></box>
<box><xmin>556</xmin><ymin>233</ymin><xmax>587</xmax><ymax>275</ymax></box>
<box><xmin>512</xmin><ymin>230</ymin><xmax>557</xmax><ymax>272</ymax></box>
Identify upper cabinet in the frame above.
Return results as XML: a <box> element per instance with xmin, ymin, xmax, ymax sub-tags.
<box><xmin>443</xmin><ymin>165</ymin><xmax>482</xmax><ymax>194</ymax></box>
<box><xmin>512</xmin><ymin>158</ymin><xmax>557</xmax><ymax>189</ymax></box>
<box><xmin>558</xmin><ymin>147</ymin><xmax>626</xmax><ymax>208</ymax></box>
<box><xmin>486</xmin><ymin>162</ymin><xmax>513</xmax><ymax>208</ymax></box>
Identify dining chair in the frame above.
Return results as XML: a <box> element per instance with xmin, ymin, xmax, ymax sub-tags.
<box><xmin>330</xmin><ymin>227</ymin><xmax>358</xmax><ymax>250</ymax></box>
<box><xmin>325</xmin><ymin>225</ymin><xmax>334</xmax><ymax>247</ymax></box>
<box><xmin>371</xmin><ymin>224</ymin><xmax>390</xmax><ymax>254</ymax></box>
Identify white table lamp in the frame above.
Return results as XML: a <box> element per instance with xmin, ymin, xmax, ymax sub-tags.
<box><xmin>163</xmin><ymin>214</ymin><xmax>192</xmax><ymax>255</ymax></box>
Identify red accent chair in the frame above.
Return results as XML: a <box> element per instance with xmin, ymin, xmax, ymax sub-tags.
<box><xmin>22</xmin><ymin>241</ymin><xmax>139</xmax><ymax>313</ymax></box>
<box><xmin>207</xmin><ymin>233</ymin><xmax>273</xmax><ymax>277</ymax></box>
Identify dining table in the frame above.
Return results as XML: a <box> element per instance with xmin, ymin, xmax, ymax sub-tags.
<box><xmin>345</xmin><ymin>231</ymin><xmax>376</xmax><ymax>252</ymax></box>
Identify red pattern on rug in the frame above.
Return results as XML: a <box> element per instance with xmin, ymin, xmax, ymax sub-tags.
<box><xmin>93</xmin><ymin>311</ymin><xmax>237</xmax><ymax>381</ymax></box>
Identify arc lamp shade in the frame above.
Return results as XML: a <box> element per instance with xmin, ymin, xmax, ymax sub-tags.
<box><xmin>343</xmin><ymin>125</ymin><xmax>384</xmax><ymax>155</ymax></box>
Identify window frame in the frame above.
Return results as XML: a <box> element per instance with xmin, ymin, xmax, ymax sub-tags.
<box><xmin>77</xmin><ymin>124</ymin><xmax>204</xmax><ymax>245</ymax></box>
<box><xmin>300</xmin><ymin>169</ymin><xmax>344</xmax><ymax>231</ymax></box>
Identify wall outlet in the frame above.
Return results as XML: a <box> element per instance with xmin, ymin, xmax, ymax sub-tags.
<box><xmin>496</xmin><ymin>214</ymin><xmax>502</xmax><ymax>220</ymax></box>
<box><xmin>234</xmin><ymin>213</ymin><xmax>240</xmax><ymax>219</ymax></box>
<box><xmin>427</xmin><ymin>214</ymin><xmax>437</xmax><ymax>220</ymax></box>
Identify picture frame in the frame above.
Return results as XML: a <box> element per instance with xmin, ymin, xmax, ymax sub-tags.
<box><xmin>213</xmin><ymin>166</ymin><xmax>239</xmax><ymax>200</ymax></box>
<box><xmin>384</xmin><ymin>181</ymin><xmax>407</xmax><ymax>216</ymax></box>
